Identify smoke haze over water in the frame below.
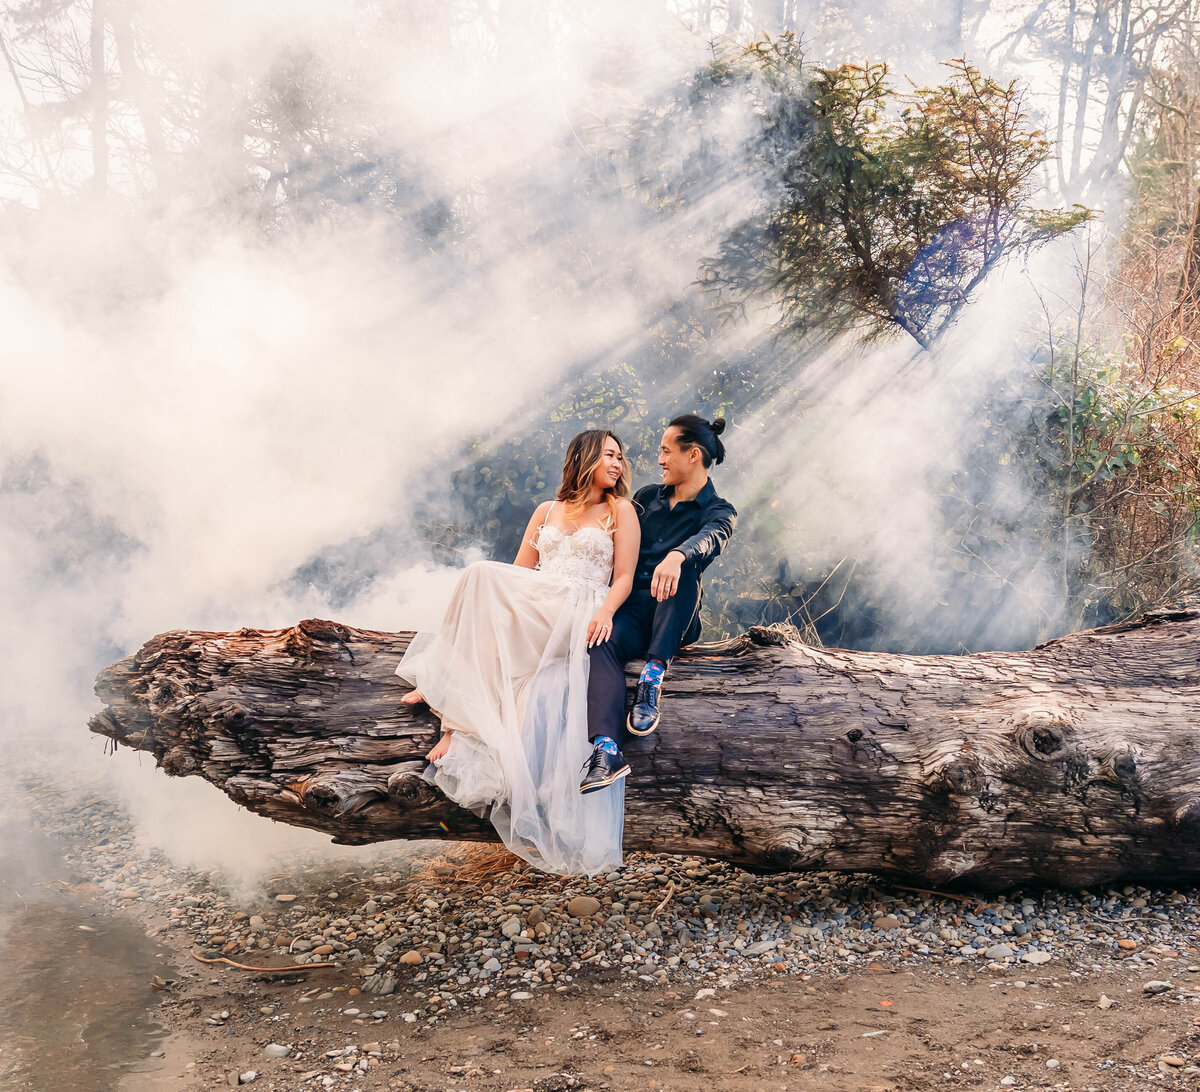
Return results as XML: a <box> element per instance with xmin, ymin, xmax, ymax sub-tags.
<box><xmin>0</xmin><ymin>0</ymin><xmax>1128</xmax><ymax>871</ymax></box>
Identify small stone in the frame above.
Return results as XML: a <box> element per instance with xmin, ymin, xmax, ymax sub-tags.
<box><xmin>510</xmin><ymin>991</ymin><xmax>533</xmax><ymax>1000</ymax></box>
<box><xmin>874</xmin><ymin>915</ymin><xmax>901</xmax><ymax>931</ymax></box>
<box><xmin>1021</xmin><ymin>951</ymin><xmax>1052</xmax><ymax>965</ymax></box>
<box><xmin>985</xmin><ymin>944</ymin><xmax>1015</xmax><ymax>960</ymax></box>
<box><xmin>117</xmin><ymin>889</ymin><xmax>140</xmax><ymax>900</ymax></box>
<box><xmin>313</xmin><ymin>944</ymin><xmax>334</xmax><ymax>956</ymax></box>
<box><xmin>501</xmin><ymin>916</ymin><xmax>522</xmax><ymax>939</ymax></box>
<box><xmin>789</xmin><ymin>1053</ymin><xmax>806</xmax><ymax>1065</ymax></box>
<box><xmin>567</xmin><ymin>896</ymin><xmax>601</xmax><ymax>918</ymax></box>
<box><xmin>1161</xmin><ymin>1056</ymin><xmax>1187</xmax><ymax>1067</ymax></box>
<box><xmin>1098</xmin><ymin>994</ymin><xmax>1115</xmax><ymax>1009</ymax></box>
<box><xmin>527</xmin><ymin>907</ymin><xmax>545</xmax><ymax>927</ymax></box>
<box><xmin>999</xmin><ymin>1079</ymin><xmax>1016</xmax><ymax>1088</ymax></box>
<box><xmin>1045</xmin><ymin>1058</ymin><xmax>1060</xmax><ymax>1070</ymax></box>
<box><xmin>1144</xmin><ymin>980</ymin><xmax>1174</xmax><ymax>994</ymax></box>
<box><xmin>398</xmin><ymin>951</ymin><xmax>423</xmax><ymax>965</ymax></box>
<box><xmin>263</xmin><ymin>1044</ymin><xmax>290</xmax><ymax>1058</ymax></box>
<box><xmin>238</xmin><ymin>1071</ymin><xmax>258</xmax><ymax>1084</ymax></box>
<box><xmin>274</xmin><ymin>894</ymin><xmax>297</xmax><ymax>903</ymax></box>
<box><xmin>694</xmin><ymin>988</ymin><xmax>716</xmax><ymax>1001</ymax></box>
<box><xmin>1118</xmin><ymin>938</ymin><xmax>1138</xmax><ymax>950</ymax></box>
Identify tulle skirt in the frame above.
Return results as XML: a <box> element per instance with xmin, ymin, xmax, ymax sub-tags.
<box><xmin>396</xmin><ymin>560</ymin><xmax>625</xmax><ymax>876</ymax></box>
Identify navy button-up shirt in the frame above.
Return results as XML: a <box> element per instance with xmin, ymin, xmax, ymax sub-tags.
<box><xmin>631</xmin><ymin>480</ymin><xmax>737</xmax><ymax>590</ymax></box>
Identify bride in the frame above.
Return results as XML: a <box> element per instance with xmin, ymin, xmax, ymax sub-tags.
<box><xmin>396</xmin><ymin>429</ymin><xmax>640</xmax><ymax>876</ymax></box>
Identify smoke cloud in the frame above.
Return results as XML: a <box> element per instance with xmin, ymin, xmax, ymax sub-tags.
<box><xmin>0</xmin><ymin>0</ymin><xmax>1120</xmax><ymax>877</ymax></box>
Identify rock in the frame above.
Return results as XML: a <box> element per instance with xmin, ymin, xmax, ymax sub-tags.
<box><xmin>509</xmin><ymin>991</ymin><xmax>533</xmax><ymax>1000</ymax></box>
<box><xmin>1098</xmin><ymin>994</ymin><xmax>1115</xmax><ymax>1009</ymax></box>
<box><xmin>999</xmin><ymin>1078</ymin><xmax>1016</xmax><ymax>1087</ymax></box>
<box><xmin>985</xmin><ymin>944</ymin><xmax>1015</xmax><ymax>960</ymax></box>
<box><xmin>694</xmin><ymin>988</ymin><xmax>716</xmax><ymax>1000</ymax></box>
<box><xmin>313</xmin><ymin>944</ymin><xmax>334</xmax><ymax>956</ymax></box>
<box><xmin>1021</xmin><ymin>951</ymin><xmax>1052</xmax><ymax>965</ymax></box>
<box><xmin>398</xmin><ymin>951</ymin><xmax>423</xmax><ymax>965</ymax></box>
<box><xmin>874</xmin><ymin>915</ymin><xmax>902</xmax><ymax>931</ymax></box>
<box><xmin>1117</xmin><ymin>937</ymin><xmax>1138</xmax><ymax>949</ymax></box>
<box><xmin>501</xmin><ymin>916</ymin><xmax>522</xmax><ymax>939</ymax></box>
<box><xmin>238</xmin><ymin>1071</ymin><xmax>258</xmax><ymax>1084</ymax></box>
<box><xmin>117</xmin><ymin>889</ymin><xmax>140</xmax><ymax>900</ymax></box>
<box><xmin>1045</xmin><ymin>1058</ymin><xmax>1060</xmax><ymax>1070</ymax></box>
<box><xmin>527</xmin><ymin>907</ymin><xmax>545</xmax><ymax>927</ymax></box>
<box><xmin>743</xmin><ymin>940</ymin><xmax>777</xmax><ymax>956</ymax></box>
<box><xmin>274</xmin><ymin>894</ymin><xmax>297</xmax><ymax>903</ymax></box>
<box><xmin>567</xmin><ymin>896</ymin><xmax>601</xmax><ymax>918</ymax></box>
<box><xmin>1144</xmin><ymin>980</ymin><xmax>1174</xmax><ymax>994</ymax></box>
<box><xmin>483</xmin><ymin>958</ymin><xmax>503</xmax><ymax>973</ymax></box>
<box><xmin>362</xmin><ymin>973</ymin><xmax>397</xmax><ymax>996</ymax></box>
<box><xmin>1161</xmin><ymin>1056</ymin><xmax>1187</xmax><ymax>1067</ymax></box>
<box><xmin>263</xmin><ymin>1044</ymin><xmax>290</xmax><ymax>1058</ymax></box>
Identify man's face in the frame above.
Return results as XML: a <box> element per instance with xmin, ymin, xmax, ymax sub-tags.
<box><xmin>658</xmin><ymin>427</ymin><xmax>697</xmax><ymax>486</ymax></box>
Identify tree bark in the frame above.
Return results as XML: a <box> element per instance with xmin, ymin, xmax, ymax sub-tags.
<box><xmin>89</xmin><ymin>609</ymin><xmax>1200</xmax><ymax>891</ymax></box>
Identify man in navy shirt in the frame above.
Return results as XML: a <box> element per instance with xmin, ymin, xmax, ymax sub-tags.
<box><xmin>580</xmin><ymin>414</ymin><xmax>737</xmax><ymax>793</ymax></box>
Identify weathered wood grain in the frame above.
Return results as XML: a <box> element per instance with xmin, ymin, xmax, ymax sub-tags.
<box><xmin>89</xmin><ymin>610</ymin><xmax>1200</xmax><ymax>889</ymax></box>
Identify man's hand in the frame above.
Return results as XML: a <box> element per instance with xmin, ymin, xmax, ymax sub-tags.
<box><xmin>651</xmin><ymin>551</ymin><xmax>686</xmax><ymax>601</ymax></box>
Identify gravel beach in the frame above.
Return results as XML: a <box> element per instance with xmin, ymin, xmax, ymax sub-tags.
<box><xmin>6</xmin><ymin>768</ymin><xmax>1200</xmax><ymax>1091</ymax></box>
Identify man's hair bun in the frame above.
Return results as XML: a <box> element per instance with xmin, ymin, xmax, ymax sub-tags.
<box><xmin>711</xmin><ymin>417</ymin><xmax>726</xmax><ymax>436</ymax></box>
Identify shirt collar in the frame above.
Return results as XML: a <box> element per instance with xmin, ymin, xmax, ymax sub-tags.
<box><xmin>663</xmin><ymin>479</ymin><xmax>716</xmax><ymax>508</ymax></box>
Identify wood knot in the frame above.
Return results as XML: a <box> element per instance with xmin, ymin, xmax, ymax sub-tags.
<box><xmin>285</xmin><ymin>619</ymin><xmax>355</xmax><ymax>660</ymax></box>
<box><xmin>161</xmin><ymin>746</ymin><xmax>198</xmax><ymax>777</ymax></box>
<box><xmin>1174</xmin><ymin>800</ymin><xmax>1200</xmax><ymax>837</ymax></box>
<box><xmin>760</xmin><ymin>831</ymin><xmax>813</xmax><ymax>872</ymax></box>
<box><xmin>1009</xmin><ymin>711</ymin><xmax>1074</xmax><ymax>761</ymax></box>
<box><xmin>923</xmin><ymin>754</ymin><xmax>983</xmax><ymax>797</ymax></box>
<box><xmin>387</xmin><ymin>769</ymin><xmax>440</xmax><ymax>807</ymax></box>
<box><xmin>845</xmin><ymin>728</ymin><xmax>865</xmax><ymax>743</ymax></box>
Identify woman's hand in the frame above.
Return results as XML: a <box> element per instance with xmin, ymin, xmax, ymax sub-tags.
<box><xmin>426</xmin><ymin>730</ymin><xmax>453</xmax><ymax>763</ymax></box>
<box><xmin>587</xmin><ymin>609</ymin><xmax>615</xmax><ymax>648</ymax></box>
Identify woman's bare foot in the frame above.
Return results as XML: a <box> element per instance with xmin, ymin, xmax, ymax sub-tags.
<box><xmin>401</xmin><ymin>688</ymin><xmax>427</xmax><ymax>706</ymax></box>
<box><xmin>425</xmin><ymin>731</ymin><xmax>453</xmax><ymax>763</ymax></box>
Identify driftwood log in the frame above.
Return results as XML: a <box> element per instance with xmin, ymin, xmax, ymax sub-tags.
<box><xmin>89</xmin><ymin>609</ymin><xmax>1200</xmax><ymax>891</ymax></box>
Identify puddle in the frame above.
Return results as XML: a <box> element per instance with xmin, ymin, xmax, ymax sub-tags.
<box><xmin>0</xmin><ymin>819</ymin><xmax>181</xmax><ymax>1092</ymax></box>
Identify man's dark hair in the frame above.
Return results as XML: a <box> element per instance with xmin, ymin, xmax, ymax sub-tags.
<box><xmin>668</xmin><ymin>414</ymin><xmax>727</xmax><ymax>468</ymax></box>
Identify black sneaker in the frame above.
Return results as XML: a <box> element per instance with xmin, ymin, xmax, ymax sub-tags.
<box><xmin>579</xmin><ymin>743</ymin><xmax>630</xmax><ymax>794</ymax></box>
<box><xmin>626</xmin><ymin>677</ymin><xmax>662</xmax><ymax>736</ymax></box>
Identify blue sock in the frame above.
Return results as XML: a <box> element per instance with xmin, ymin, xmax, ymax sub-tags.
<box><xmin>594</xmin><ymin>736</ymin><xmax>619</xmax><ymax>755</ymax></box>
<box><xmin>639</xmin><ymin>658</ymin><xmax>666</xmax><ymax>686</ymax></box>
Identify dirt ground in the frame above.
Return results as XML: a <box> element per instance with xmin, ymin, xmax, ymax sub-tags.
<box><xmin>130</xmin><ymin>946</ymin><xmax>1200</xmax><ymax>1091</ymax></box>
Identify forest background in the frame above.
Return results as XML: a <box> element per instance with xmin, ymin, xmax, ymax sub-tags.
<box><xmin>2</xmin><ymin>0</ymin><xmax>1199</xmax><ymax>719</ymax></box>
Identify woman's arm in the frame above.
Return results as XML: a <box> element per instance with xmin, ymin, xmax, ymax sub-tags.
<box><xmin>587</xmin><ymin>499</ymin><xmax>641</xmax><ymax>647</ymax></box>
<box><xmin>513</xmin><ymin>501</ymin><xmax>553</xmax><ymax>569</ymax></box>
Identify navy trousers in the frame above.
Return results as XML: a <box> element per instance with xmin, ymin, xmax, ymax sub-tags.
<box><xmin>586</xmin><ymin>563</ymin><xmax>702</xmax><ymax>746</ymax></box>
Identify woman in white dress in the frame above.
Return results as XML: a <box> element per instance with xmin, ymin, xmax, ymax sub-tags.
<box><xmin>396</xmin><ymin>430</ymin><xmax>640</xmax><ymax>876</ymax></box>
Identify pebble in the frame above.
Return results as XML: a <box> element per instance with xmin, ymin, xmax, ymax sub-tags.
<box><xmin>567</xmin><ymin>896</ymin><xmax>601</xmax><ymax>918</ymax></box>
<box><xmin>263</xmin><ymin>1044</ymin><xmax>290</xmax><ymax>1058</ymax></box>
<box><xmin>237</xmin><ymin>1071</ymin><xmax>257</xmax><ymax>1084</ymax></box>
<box><xmin>27</xmin><ymin>784</ymin><xmax>1200</xmax><ymax>1027</ymax></box>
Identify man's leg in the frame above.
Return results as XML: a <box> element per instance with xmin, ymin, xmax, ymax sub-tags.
<box><xmin>627</xmin><ymin>565</ymin><xmax>701</xmax><ymax>736</ymax></box>
<box><xmin>586</xmin><ymin>595</ymin><xmax>651</xmax><ymax>746</ymax></box>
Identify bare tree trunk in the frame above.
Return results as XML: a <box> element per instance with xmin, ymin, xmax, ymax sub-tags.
<box><xmin>89</xmin><ymin>0</ymin><xmax>108</xmax><ymax>196</ymax></box>
<box><xmin>89</xmin><ymin>607</ymin><xmax>1200</xmax><ymax>891</ymax></box>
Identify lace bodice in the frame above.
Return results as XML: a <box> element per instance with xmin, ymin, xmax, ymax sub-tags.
<box><xmin>535</xmin><ymin>525</ymin><xmax>614</xmax><ymax>600</ymax></box>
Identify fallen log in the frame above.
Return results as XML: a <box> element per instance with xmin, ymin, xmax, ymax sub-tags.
<box><xmin>89</xmin><ymin>609</ymin><xmax>1200</xmax><ymax>891</ymax></box>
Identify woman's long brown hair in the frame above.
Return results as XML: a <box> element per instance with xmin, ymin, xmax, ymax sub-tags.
<box><xmin>556</xmin><ymin>430</ymin><xmax>631</xmax><ymax>525</ymax></box>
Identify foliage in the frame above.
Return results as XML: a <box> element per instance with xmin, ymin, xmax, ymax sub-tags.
<box><xmin>702</xmin><ymin>40</ymin><xmax>1092</xmax><ymax>349</ymax></box>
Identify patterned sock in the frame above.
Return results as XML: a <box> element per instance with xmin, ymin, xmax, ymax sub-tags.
<box><xmin>639</xmin><ymin>658</ymin><xmax>666</xmax><ymax>686</ymax></box>
<box><xmin>594</xmin><ymin>736</ymin><xmax>620</xmax><ymax>755</ymax></box>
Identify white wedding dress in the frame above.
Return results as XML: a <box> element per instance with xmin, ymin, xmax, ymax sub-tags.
<box><xmin>396</xmin><ymin>509</ymin><xmax>625</xmax><ymax>876</ymax></box>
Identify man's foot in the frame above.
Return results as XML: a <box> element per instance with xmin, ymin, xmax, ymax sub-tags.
<box><xmin>579</xmin><ymin>737</ymin><xmax>630</xmax><ymax>794</ymax></box>
<box><xmin>626</xmin><ymin>659</ymin><xmax>665</xmax><ymax>736</ymax></box>
<box><xmin>401</xmin><ymin>688</ymin><xmax>427</xmax><ymax>706</ymax></box>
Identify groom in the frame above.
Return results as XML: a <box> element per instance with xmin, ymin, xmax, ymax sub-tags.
<box><xmin>579</xmin><ymin>413</ymin><xmax>737</xmax><ymax>793</ymax></box>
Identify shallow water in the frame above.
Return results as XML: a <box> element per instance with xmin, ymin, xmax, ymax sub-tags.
<box><xmin>0</xmin><ymin>819</ymin><xmax>177</xmax><ymax>1092</ymax></box>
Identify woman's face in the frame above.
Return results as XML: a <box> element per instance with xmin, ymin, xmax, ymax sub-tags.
<box><xmin>592</xmin><ymin>437</ymin><xmax>624</xmax><ymax>491</ymax></box>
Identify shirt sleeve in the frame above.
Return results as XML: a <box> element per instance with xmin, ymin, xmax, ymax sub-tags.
<box><xmin>675</xmin><ymin>498</ymin><xmax>737</xmax><ymax>564</ymax></box>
